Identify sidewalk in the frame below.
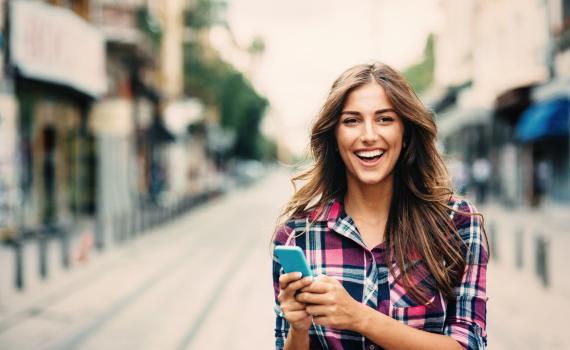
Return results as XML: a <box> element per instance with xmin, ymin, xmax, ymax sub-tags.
<box><xmin>487</xmin><ymin>260</ymin><xmax>570</xmax><ymax>349</ymax></box>
<box><xmin>0</xmin><ymin>173</ymin><xmax>281</xmax><ymax>350</ymax></box>
<box><xmin>0</xmin><ymin>219</ymin><xmax>96</xmax><ymax>315</ymax></box>
<box><xmin>481</xmin><ymin>200</ymin><xmax>570</xmax><ymax>350</ymax></box>
<box><xmin>481</xmin><ymin>201</ymin><xmax>570</xmax><ymax>295</ymax></box>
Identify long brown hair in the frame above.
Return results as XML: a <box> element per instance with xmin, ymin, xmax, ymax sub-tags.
<box><xmin>276</xmin><ymin>62</ymin><xmax>486</xmax><ymax>303</ymax></box>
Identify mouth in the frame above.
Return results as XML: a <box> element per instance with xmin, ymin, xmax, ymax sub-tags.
<box><xmin>354</xmin><ymin>149</ymin><xmax>385</xmax><ymax>164</ymax></box>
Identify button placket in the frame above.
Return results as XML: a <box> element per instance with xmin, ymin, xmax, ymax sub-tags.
<box><xmin>363</xmin><ymin>252</ymin><xmax>379</xmax><ymax>307</ymax></box>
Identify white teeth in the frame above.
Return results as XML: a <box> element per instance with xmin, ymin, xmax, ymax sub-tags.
<box><xmin>355</xmin><ymin>150</ymin><xmax>384</xmax><ymax>158</ymax></box>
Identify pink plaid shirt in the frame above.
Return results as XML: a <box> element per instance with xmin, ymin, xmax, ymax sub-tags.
<box><xmin>272</xmin><ymin>197</ymin><xmax>488</xmax><ymax>350</ymax></box>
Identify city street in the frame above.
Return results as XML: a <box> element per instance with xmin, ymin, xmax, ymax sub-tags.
<box><xmin>0</xmin><ymin>168</ymin><xmax>568</xmax><ymax>350</ymax></box>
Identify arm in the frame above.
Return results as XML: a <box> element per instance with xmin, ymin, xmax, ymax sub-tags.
<box><xmin>274</xmin><ymin>269</ymin><xmax>313</xmax><ymax>350</ymax></box>
<box><xmin>360</xmin><ymin>202</ymin><xmax>488</xmax><ymax>350</ymax></box>
<box><xmin>272</xmin><ymin>223</ymin><xmax>313</xmax><ymax>350</ymax></box>
<box><xmin>298</xmin><ymin>276</ymin><xmax>463</xmax><ymax>350</ymax></box>
<box><xmin>353</xmin><ymin>303</ymin><xmax>463</xmax><ymax>350</ymax></box>
<box><xmin>442</xmin><ymin>201</ymin><xmax>489</xmax><ymax>349</ymax></box>
<box><xmin>283</xmin><ymin>327</ymin><xmax>310</xmax><ymax>350</ymax></box>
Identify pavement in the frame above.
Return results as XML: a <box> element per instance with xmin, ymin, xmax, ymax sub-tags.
<box><xmin>0</xmin><ymin>168</ymin><xmax>568</xmax><ymax>349</ymax></box>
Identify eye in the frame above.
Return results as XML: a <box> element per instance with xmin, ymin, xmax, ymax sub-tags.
<box><xmin>377</xmin><ymin>116</ymin><xmax>394</xmax><ymax>124</ymax></box>
<box><xmin>342</xmin><ymin>117</ymin><xmax>359</xmax><ymax>125</ymax></box>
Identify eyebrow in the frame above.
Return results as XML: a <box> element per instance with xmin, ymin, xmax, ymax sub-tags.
<box><xmin>340</xmin><ymin>108</ymin><xmax>397</xmax><ymax>116</ymax></box>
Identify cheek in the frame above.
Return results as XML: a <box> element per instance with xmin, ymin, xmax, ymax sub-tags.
<box><xmin>389</xmin><ymin>126</ymin><xmax>405</xmax><ymax>150</ymax></box>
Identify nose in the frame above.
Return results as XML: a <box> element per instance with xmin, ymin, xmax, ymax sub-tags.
<box><xmin>360</xmin><ymin>119</ymin><xmax>379</xmax><ymax>143</ymax></box>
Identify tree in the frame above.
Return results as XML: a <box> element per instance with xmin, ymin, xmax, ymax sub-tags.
<box><xmin>403</xmin><ymin>33</ymin><xmax>435</xmax><ymax>94</ymax></box>
<box><xmin>183</xmin><ymin>1</ymin><xmax>271</xmax><ymax>160</ymax></box>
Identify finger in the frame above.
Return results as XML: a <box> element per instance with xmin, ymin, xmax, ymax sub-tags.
<box><xmin>300</xmin><ymin>280</ymin><xmax>331</xmax><ymax>294</ymax></box>
<box><xmin>283</xmin><ymin>309</ymin><xmax>311</xmax><ymax>323</ymax></box>
<box><xmin>305</xmin><ymin>304</ymin><xmax>331</xmax><ymax>317</ymax></box>
<box><xmin>286</xmin><ymin>276</ymin><xmax>314</xmax><ymax>293</ymax></box>
<box><xmin>280</xmin><ymin>300</ymin><xmax>306</xmax><ymax>313</ymax></box>
<box><xmin>280</xmin><ymin>277</ymin><xmax>313</xmax><ymax>302</ymax></box>
<box><xmin>279</xmin><ymin>272</ymin><xmax>303</xmax><ymax>289</ymax></box>
<box><xmin>312</xmin><ymin>315</ymin><xmax>330</xmax><ymax>327</ymax></box>
<box><xmin>316</xmin><ymin>274</ymin><xmax>341</xmax><ymax>285</ymax></box>
<box><xmin>296</xmin><ymin>291</ymin><xmax>332</xmax><ymax>305</ymax></box>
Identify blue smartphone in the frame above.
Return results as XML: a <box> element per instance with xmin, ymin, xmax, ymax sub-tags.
<box><xmin>274</xmin><ymin>246</ymin><xmax>314</xmax><ymax>277</ymax></box>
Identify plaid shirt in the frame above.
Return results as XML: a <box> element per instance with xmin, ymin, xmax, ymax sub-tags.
<box><xmin>272</xmin><ymin>197</ymin><xmax>488</xmax><ymax>350</ymax></box>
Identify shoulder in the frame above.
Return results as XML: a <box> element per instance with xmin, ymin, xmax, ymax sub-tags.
<box><xmin>448</xmin><ymin>197</ymin><xmax>481</xmax><ymax>228</ymax></box>
<box><xmin>273</xmin><ymin>211</ymin><xmax>313</xmax><ymax>245</ymax></box>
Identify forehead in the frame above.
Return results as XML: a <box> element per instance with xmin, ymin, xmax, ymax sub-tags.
<box><xmin>343</xmin><ymin>82</ymin><xmax>393</xmax><ymax>111</ymax></box>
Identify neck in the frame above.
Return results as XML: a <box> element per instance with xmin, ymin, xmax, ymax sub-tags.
<box><xmin>344</xmin><ymin>175</ymin><xmax>394</xmax><ymax>224</ymax></box>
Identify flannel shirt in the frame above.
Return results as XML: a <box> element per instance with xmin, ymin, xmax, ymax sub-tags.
<box><xmin>272</xmin><ymin>197</ymin><xmax>488</xmax><ymax>350</ymax></box>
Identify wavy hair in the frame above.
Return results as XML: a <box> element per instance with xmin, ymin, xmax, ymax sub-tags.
<box><xmin>276</xmin><ymin>62</ymin><xmax>486</xmax><ymax>303</ymax></box>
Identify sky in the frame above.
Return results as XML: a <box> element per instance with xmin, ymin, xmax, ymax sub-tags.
<box><xmin>214</xmin><ymin>0</ymin><xmax>442</xmax><ymax>156</ymax></box>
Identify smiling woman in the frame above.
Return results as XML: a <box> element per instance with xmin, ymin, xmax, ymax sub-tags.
<box><xmin>271</xmin><ymin>62</ymin><xmax>489</xmax><ymax>350</ymax></box>
<box><xmin>336</xmin><ymin>83</ymin><xmax>405</xmax><ymax>191</ymax></box>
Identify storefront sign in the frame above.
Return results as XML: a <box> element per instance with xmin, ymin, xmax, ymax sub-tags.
<box><xmin>10</xmin><ymin>0</ymin><xmax>106</xmax><ymax>97</ymax></box>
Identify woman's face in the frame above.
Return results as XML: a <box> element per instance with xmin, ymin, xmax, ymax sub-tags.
<box><xmin>334</xmin><ymin>82</ymin><xmax>405</xmax><ymax>189</ymax></box>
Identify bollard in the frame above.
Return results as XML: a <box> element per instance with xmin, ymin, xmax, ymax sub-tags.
<box><xmin>127</xmin><ymin>210</ymin><xmax>134</xmax><ymax>239</ymax></box>
<box><xmin>94</xmin><ymin>213</ymin><xmax>105</xmax><ymax>251</ymax></box>
<box><xmin>112</xmin><ymin>212</ymin><xmax>120</xmax><ymax>243</ymax></box>
<box><xmin>60</xmin><ymin>229</ymin><xmax>70</xmax><ymax>269</ymax></box>
<box><xmin>14</xmin><ymin>239</ymin><xmax>24</xmax><ymax>290</ymax></box>
<box><xmin>121</xmin><ymin>211</ymin><xmax>129</xmax><ymax>242</ymax></box>
<box><xmin>535</xmin><ymin>235</ymin><xmax>549</xmax><ymax>287</ymax></box>
<box><xmin>141</xmin><ymin>207</ymin><xmax>148</xmax><ymax>233</ymax></box>
<box><xmin>515</xmin><ymin>228</ymin><xmax>524</xmax><ymax>269</ymax></box>
<box><xmin>38</xmin><ymin>233</ymin><xmax>48</xmax><ymax>279</ymax></box>
<box><xmin>133</xmin><ymin>208</ymin><xmax>140</xmax><ymax>236</ymax></box>
<box><xmin>131</xmin><ymin>209</ymin><xmax>137</xmax><ymax>237</ymax></box>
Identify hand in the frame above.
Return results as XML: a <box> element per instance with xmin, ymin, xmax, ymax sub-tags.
<box><xmin>296</xmin><ymin>274</ymin><xmax>361</xmax><ymax>331</ymax></box>
<box><xmin>278</xmin><ymin>272</ymin><xmax>314</xmax><ymax>332</ymax></box>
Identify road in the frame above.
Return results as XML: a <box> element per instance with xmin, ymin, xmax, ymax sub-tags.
<box><xmin>0</xmin><ymin>170</ymin><xmax>289</xmax><ymax>350</ymax></box>
<box><xmin>0</xmin><ymin>168</ymin><xmax>568</xmax><ymax>349</ymax></box>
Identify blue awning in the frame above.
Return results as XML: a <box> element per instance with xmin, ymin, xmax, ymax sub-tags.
<box><xmin>516</xmin><ymin>96</ymin><xmax>569</xmax><ymax>142</ymax></box>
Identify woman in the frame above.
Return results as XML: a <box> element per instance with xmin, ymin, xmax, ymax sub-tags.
<box><xmin>272</xmin><ymin>62</ymin><xmax>488</xmax><ymax>350</ymax></box>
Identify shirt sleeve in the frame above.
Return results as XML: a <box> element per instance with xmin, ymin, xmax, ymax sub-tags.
<box><xmin>443</xmin><ymin>200</ymin><xmax>489</xmax><ymax>350</ymax></box>
<box><xmin>272</xmin><ymin>223</ymin><xmax>294</xmax><ymax>350</ymax></box>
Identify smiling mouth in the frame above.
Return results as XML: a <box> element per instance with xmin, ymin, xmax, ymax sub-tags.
<box><xmin>354</xmin><ymin>150</ymin><xmax>385</xmax><ymax>162</ymax></box>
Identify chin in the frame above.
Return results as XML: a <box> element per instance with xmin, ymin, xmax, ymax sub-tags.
<box><xmin>355</xmin><ymin>175</ymin><xmax>387</xmax><ymax>186</ymax></box>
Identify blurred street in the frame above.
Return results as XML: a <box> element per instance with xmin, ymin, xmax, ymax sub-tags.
<box><xmin>0</xmin><ymin>1</ymin><xmax>569</xmax><ymax>349</ymax></box>
<box><xmin>0</xmin><ymin>171</ymin><xmax>286</xmax><ymax>350</ymax></box>
<box><xmin>0</xmin><ymin>169</ymin><xmax>567</xmax><ymax>350</ymax></box>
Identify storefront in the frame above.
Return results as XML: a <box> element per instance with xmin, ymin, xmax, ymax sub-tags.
<box><xmin>516</xmin><ymin>81</ymin><xmax>570</xmax><ymax>204</ymax></box>
<box><xmin>9</xmin><ymin>0</ymin><xmax>105</xmax><ymax>231</ymax></box>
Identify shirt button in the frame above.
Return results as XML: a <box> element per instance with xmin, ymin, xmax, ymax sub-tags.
<box><xmin>369</xmin><ymin>345</ymin><xmax>375</xmax><ymax>350</ymax></box>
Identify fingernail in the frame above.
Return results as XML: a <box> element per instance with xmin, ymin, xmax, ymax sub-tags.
<box><xmin>294</xmin><ymin>272</ymin><xmax>302</xmax><ymax>278</ymax></box>
<box><xmin>304</xmin><ymin>276</ymin><xmax>314</xmax><ymax>282</ymax></box>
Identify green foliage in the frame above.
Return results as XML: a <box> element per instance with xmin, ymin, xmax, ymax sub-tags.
<box><xmin>185</xmin><ymin>0</ymin><xmax>227</xmax><ymax>29</ymax></box>
<box><xmin>403</xmin><ymin>33</ymin><xmax>435</xmax><ymax>94</ymax></box>
<box><xmin>183</xmin><ymin>42</ymin><xmax>230</xmax><ymax>105</ymax></box>
<box><xmin>183</xmin><ymin>33</ymin><xmax>269</xmax><ymax>160</ymax></box>
<box><xmin>137</xmin><ymin>8</ymin><xmax>162</xmax><ymax>47</ymax></box>
<box><xmin>257</xmin><ymin>135</ymin><xmax>278</xmax><ymax>161</ymax></box>
<box><xmin>247</xmin><ymin>36</ymin><xmax>266</xmax><ymax>56</ymax></box>
<box><xmin>217</xmin><ymin>71</ymin><xmax>269</xmax><ymax>159</ymax></box>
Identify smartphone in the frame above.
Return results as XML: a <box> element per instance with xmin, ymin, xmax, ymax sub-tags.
<box><xmin>274</xmin><ymin>246</ymin><xmax>314</xmax><ymax>277</ymax></box>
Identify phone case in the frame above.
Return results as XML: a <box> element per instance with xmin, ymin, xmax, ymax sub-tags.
<box><xmin>274</xmin><ymin>246</ymin><xmax>313</xmax><ymax>277</ymax></box>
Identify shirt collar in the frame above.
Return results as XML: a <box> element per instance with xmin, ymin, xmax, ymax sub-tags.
<box><xmin>309</xmin><ymin>197</ymin><xmax>368</xmax><ymax>249</ymax></box>
<box><xmin>308</xmin><ymin>197</ymin><xmax>343</xmax><ymax>223</ymax></box>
